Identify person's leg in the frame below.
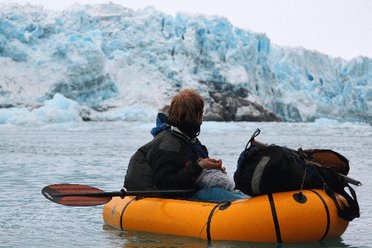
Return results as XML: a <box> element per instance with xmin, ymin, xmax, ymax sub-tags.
<box><xmin>188</xmin><ymin>187</ymin><xmax>243</xmax><ymax>202</ymax></box>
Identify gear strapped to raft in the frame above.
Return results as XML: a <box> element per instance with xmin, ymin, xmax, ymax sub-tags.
<box><xmin>233</xmin><ymin>128</ymin><xmax>360</xmax><ymax>221</ymax></box>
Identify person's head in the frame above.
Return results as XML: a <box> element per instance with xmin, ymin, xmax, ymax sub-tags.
<box><xmin>167</xmin><ymin>89</ymin><xmax>204</xmax><ymax>126</ymax></box>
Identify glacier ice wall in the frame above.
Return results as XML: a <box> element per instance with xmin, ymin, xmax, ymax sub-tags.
<box><xmin>0</xmin><ymin>3</ymin><xmax>371</xmax><ymax>125</ymax></box>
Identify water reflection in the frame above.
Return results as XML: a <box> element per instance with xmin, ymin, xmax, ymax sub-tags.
<box><xmin>103</xmin><ymin>225</ymin><xmax>350</xmax><ymax>248</ymax></box>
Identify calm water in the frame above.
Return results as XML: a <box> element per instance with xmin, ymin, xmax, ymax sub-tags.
<box><xmin>0</xmin><ymin>121</ymin><xmax>371</xmax><ymax>248</ymax></box>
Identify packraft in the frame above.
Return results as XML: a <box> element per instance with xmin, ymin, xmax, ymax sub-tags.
<box><xmin>233</xmin><ymin>129</ymin><xmax>361</xmax><ymax>221</ymax></box>
<box><xmin>103</xmin><ymin>189</ymin><xmax>349</xmax><ymax>243</ymax></box>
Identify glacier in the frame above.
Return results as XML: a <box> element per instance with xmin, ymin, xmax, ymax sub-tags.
<box><xmin>0</xmin><ymin>2</ymin><xmax>371</xmax><ymax>126</ymax></box>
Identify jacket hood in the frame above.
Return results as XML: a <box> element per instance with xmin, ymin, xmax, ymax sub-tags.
<box><xmin>150</xmin><ymin>113</ymin><xmax>170</xmax><ymax>137</ymax></box>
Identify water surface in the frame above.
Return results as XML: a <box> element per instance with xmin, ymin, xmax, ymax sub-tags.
<box><xmin>0</xmin><ymin>121</ymin><xmax>371</xmax><ymax>247</ymax></box>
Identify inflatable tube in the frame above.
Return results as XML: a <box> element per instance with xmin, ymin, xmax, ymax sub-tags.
<box><xmin>102</xmin><ymin>189</ymin><xmax>348</xmax><ymax>243</ymax></box>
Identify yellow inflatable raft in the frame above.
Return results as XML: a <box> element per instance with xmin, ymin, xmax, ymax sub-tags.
<box><xmin>102</xmin><ymin>189</ymin><xmax>348</xmax><ymax>243</ymax></box>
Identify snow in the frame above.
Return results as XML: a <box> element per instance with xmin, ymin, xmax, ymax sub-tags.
<box><xmin>0</xmin><ymin>2</ymin><xmax>371</xmax><ymax>125</ymax></box>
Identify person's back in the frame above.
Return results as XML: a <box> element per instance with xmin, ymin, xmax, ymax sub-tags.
<box><xmin>124</xmin><ymin>128</ymin><xmax>203</xmax><ymax>191</ymax></box>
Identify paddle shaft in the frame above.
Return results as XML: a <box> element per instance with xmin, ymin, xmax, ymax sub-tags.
<box><xmin>42</xmin><ymin>184</ymin><xmax>198</xmax><ymax>206</ymax></box>
<box><xmin>48</xmin><ymin>191</ymin><xmax>123</xmax><ymax>198</ymax></box>
<box><xmin>53</xmin><ymin>189</ymin><xmax>197</xmax><ymax>198</ymax></box>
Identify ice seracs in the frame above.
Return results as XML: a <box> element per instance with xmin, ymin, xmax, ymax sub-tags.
<box><xmin>0</xmin><ymin>3</ymin><xmax>371</xmax><ymax>125</ymax></box>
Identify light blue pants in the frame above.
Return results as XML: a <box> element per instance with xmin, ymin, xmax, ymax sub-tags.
<box><xmin>188</xmin><ymin>187</ymin><xmax>243</xmax><ymax>203</ymax></box>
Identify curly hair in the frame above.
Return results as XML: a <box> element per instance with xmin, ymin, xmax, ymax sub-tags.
<box><xmin>167</xmin><ymin>89</ymin><xmax>204</xmax><ymax>125</ymax></box>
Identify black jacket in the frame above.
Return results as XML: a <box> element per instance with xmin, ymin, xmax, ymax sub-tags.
<box><xmin>124</xmin><ymin>129</ymin><xmax>205</xmax><ymax>191</ymax></box>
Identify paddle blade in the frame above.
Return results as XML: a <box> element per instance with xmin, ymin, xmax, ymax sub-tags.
<box><xmin>42</xmin><ymin>184</ymin><xmax>113</xmax><ymax>206</ymax></box>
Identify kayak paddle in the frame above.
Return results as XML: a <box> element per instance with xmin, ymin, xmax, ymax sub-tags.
<box><xmin>42</xmin><ymin>184</ymin><xmax>197</xmax><ymax>206</ymax></box>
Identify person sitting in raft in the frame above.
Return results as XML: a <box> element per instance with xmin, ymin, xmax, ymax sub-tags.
<box><xmin>123</xmin><ymin>89</ymin><xmax>242</xmax><ymax>202</ymax></box>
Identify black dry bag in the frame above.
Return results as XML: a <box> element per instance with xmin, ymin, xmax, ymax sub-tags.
<box><xmin>233</xmin><ymin>129</ymin><xmax>360</xmax><ymax>221</ymax></box>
